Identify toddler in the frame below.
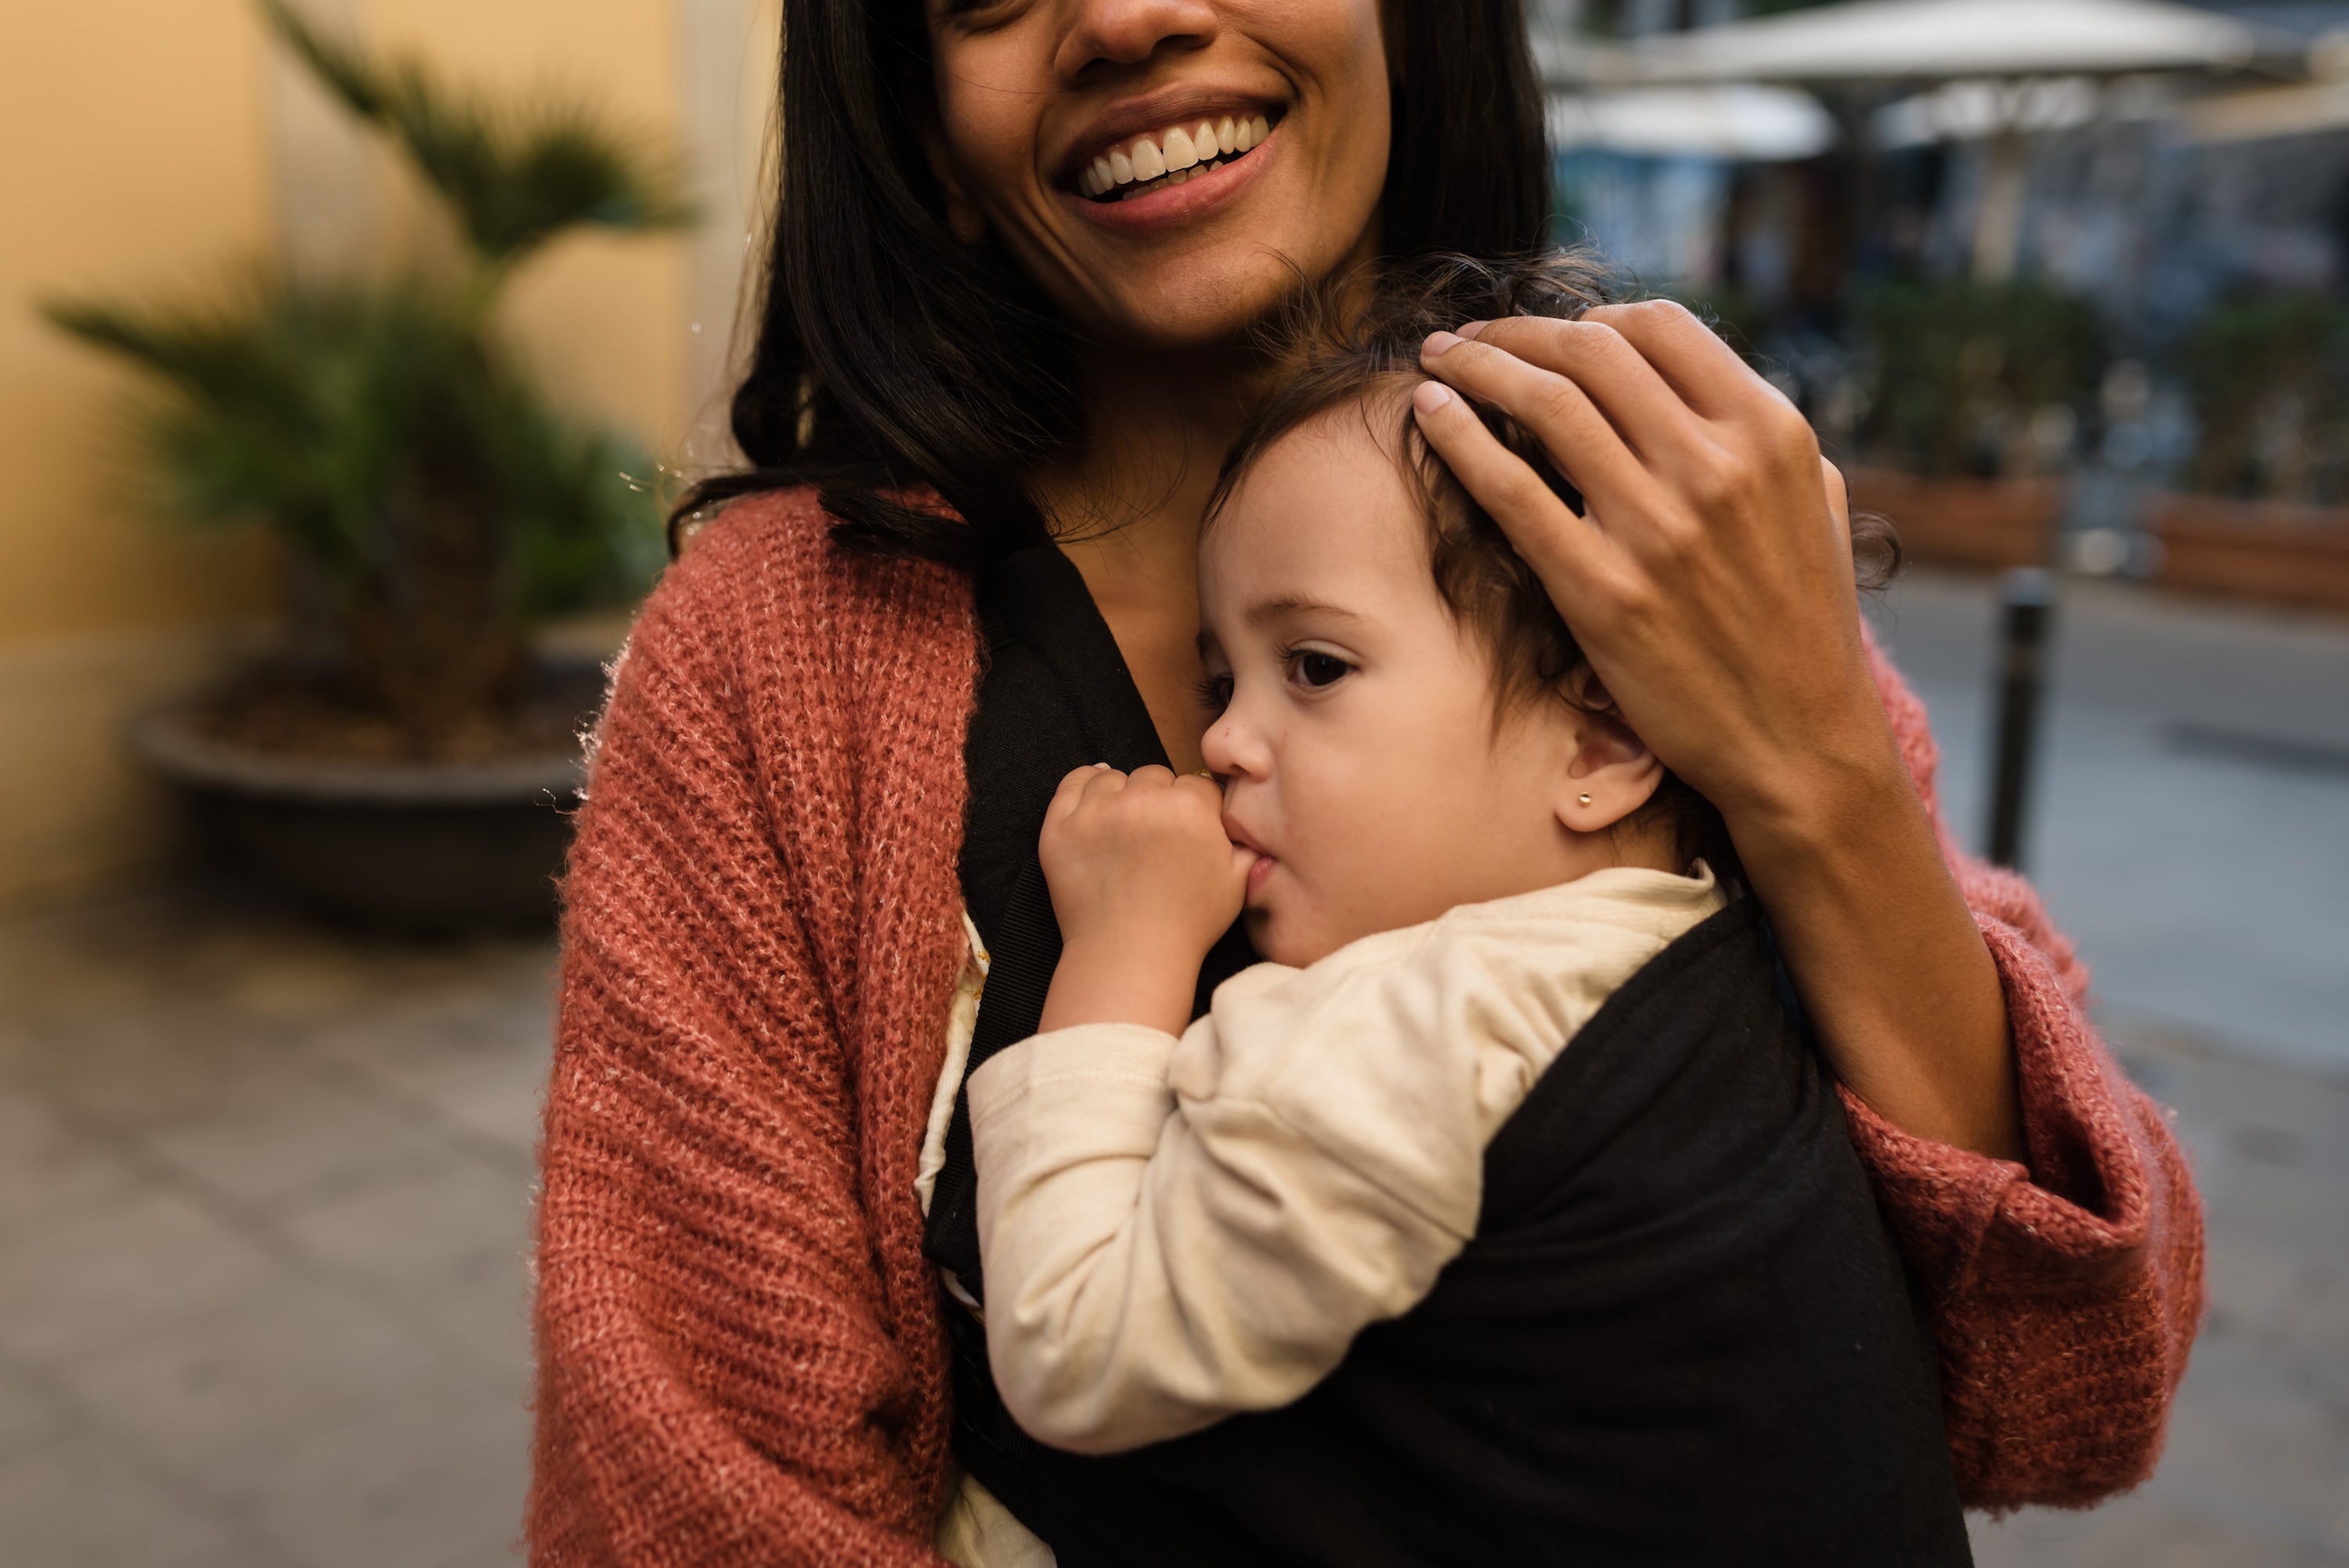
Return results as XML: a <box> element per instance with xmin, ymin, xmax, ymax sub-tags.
<box><xmin>965</xmin><ymin>256</ymin><xmax>1969</xmax><ymax>1564</ymax></box>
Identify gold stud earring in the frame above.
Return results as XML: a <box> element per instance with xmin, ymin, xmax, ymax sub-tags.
<box><xmin>1578</xmin><ymin>792</ymin><xmax>1593</xmax><ymax>806</ymax></box>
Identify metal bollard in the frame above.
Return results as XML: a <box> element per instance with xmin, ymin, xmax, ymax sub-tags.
<box><xmin>1984</xmin><ymin>568</ymin><xmax>2054</xmax><ymax>870</ymax></box>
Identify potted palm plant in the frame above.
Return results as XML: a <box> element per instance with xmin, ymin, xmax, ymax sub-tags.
<box><xmin>45</xmin><ymin>0</ymin><xmax>689</xmax><ymax>929</ymax></box>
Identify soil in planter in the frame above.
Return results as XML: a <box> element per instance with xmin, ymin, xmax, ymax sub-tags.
<box><xmin>149</xmin><ymin>658</ymin><xmax>612</xmax><ymax>935</ymax></box>
<box><xmin>186</xmin><ymin>659</ymin><xmax>607</xmax><ymax>766</ymax></box>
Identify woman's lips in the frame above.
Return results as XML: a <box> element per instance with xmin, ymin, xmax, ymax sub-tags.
<box><xmin>1073</xmin><ymin>113</ymin><xmax>1271</xmax><ymax>197</ymax></box>
<box><xmin>1068</xmin><ymin>123</ymin><xmax>1276</xmax><ymax>233</ymax></box>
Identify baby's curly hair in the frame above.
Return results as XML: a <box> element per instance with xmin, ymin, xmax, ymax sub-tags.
<box><xmin>1207</xmin><ymin>250</ymin><xmax>1897</xmax><ymax>874</ymax></box>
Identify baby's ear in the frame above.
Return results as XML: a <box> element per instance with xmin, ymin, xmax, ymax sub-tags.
<box><xmin>1554</xmin><ymin>669</ymin><xmax>1665</xmax><ymax>834</ymax></box>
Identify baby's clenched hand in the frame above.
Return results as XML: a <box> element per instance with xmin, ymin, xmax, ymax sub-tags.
<box><xmin>1035</xmin><ymin>766</ymin><xmax>1257</xmax><ymax>1035</ymax></box>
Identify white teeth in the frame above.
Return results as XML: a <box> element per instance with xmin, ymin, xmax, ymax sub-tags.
<box><xmin>1089</xmin><ymin>115</ymin><xmax>1272</xmax><ymax>200</ymax></box>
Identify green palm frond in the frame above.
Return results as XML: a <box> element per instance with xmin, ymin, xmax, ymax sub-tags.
<box><xmin>39</xmin><ymin>9</ymin><xmax>677</xmax><ymax>738</ymax></box>
<box><xmin>45</xmin><ymin>273</ymin><xmax>662</xmax><ymax>611</ymax></box>
<box><xmin>45</xmin><ymin>277</ymin><xmax>478</xmax><ymax>579</ymax></box>
<box><xmin>261</xmin><ymin>0</ymin><xmax>694</xmax><ymax>279</ymax></box>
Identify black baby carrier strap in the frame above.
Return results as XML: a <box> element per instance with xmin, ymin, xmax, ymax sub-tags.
<box><xmin>990</xmin><ymin>895</ymin><xmax>1972</xmax><ymax>1568</ymax></box>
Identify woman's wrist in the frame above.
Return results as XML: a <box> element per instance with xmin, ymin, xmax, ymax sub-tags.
<box><xmin>1720</xmin><ymin>721</ymin><xmax>2028</xmax><ymax>1162</ymax></box>
<box><xmin>1705</xmin><ymin>649</ymin><xmax>1913</xmax><ymax>854</ymax></box>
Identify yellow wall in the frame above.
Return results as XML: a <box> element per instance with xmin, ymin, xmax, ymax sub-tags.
<box><xmin>367</xmin><ymin>0</ymin><xmax>691</xmax><ymax>451</ymax></box>
<box><xmin>0</xmin><ymin>0</ymin><xmax>725</xmax><ymax>910</ymax></box>
<box><xmin>0</xmin><ymin>0</ymin><xmax>280</xmax><ymax>907</ymax></box>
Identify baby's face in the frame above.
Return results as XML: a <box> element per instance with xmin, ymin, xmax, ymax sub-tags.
<box><xmin>1198</xmin><ymin>406</ymin><xmax>1607</xmax><ymax>968</ymax></box>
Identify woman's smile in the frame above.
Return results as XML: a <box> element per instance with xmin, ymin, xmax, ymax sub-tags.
<box><xmin>1063</xmin><ymin>101</ymin><xmax>1278</xmax><ymax>202</ymax></box>
<box><xmin>925</xmin><ymin>0</ymin><xmax>1392</xmax><ymax>348</ymax></box>
<box><xmin>1069</xmin><ymin>118</ymin><xmax>1278</xmax><ymax>232</ymax></box>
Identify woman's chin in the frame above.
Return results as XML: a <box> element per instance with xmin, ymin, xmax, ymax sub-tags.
<box><xmin>1067</xmin><ymin>265</ymin><xmax>1304</xmax><ymax>354</ymax></box>
<box><xmin>1038</xmin><ymin>201</ymin><xmax>1372</xmax><ymax>351</ymax></box>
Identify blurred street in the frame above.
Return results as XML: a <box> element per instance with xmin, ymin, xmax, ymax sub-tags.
<box><xmin>1871</xmin><ymin>569</ymin><xmax>2349</xmax><ymax>1566</ymax></box>
<box><xmin>0</xmin><ymin>568</ymin><xmax>2341</xmax><ymax>1567</ymax></box>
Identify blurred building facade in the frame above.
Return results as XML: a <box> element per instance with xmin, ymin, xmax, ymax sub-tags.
<box><xmin>1547</xmin><ymin>0</ymin><xmax>2349</xmax><ymax>331</ymax></box>
<box><xmin>1541</xmin><ymin>0</ymin><xmax>2349</xmax><ymax>597</ymax></box>
<box><xmin>0</xmin><ymin>0</ymin><xmax>778</xmax><ymax>912</ymax></box>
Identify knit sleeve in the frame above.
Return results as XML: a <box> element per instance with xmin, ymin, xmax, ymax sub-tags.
<box><xmin>1845</xmin><ymin>626</ymin><xmax>2206</xmax><ymax>1511</ymax></box>
<box><xmin>528</xmin><ymin>496</ymin><xmax>972</xmax><ymax>1566</ymax></box>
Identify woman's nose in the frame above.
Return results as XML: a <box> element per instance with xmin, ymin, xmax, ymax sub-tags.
<box><xmin>1059</xmin><ymin>0</ymin><xmax>1219</xmax><ymax>75</ymax></box>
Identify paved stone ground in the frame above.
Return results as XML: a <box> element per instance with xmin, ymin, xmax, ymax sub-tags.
<box><xmin>0</xmin><ymin>569</ymin><xmax>2341</xmax><ymax>1566</ymax></box>
<box><xmin>0</xmin><ymin>890</ymin><xmax>551</xmax><ymax>1568</ymax></box>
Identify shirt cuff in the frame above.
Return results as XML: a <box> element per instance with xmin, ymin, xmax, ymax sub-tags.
<box><xmin>968</xmin><ymin>1022</ymin><xmax>1179</xmax><ymax>1123</ymax></box>
<box><xmin>1842</xmin><ymin>914</ymin><xmax>2158</xmax><ymax>1299</ymax></box>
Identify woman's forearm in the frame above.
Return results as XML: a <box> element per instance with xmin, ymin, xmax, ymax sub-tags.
<box><xmin>1732</xmin><ymin>748</ymin><xmax>2026</xmax><ymax>1163</ymax></box>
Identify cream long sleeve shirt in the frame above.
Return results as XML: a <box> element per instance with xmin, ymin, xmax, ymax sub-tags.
<box><xmin>965</xmin><ymin>863</ymin><xmax>1725</xmax><ymax>1458</ymax></box>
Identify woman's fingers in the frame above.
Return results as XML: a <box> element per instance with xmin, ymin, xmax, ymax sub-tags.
<box><xmin>1574</xmin><ymin>299</ymin><xmax>1784</xmax><ymax>424</ymax></box>
<box><xmin>1408</xmin><ymin>380</ymin><xmax>1611</xmax><ymax>625</ymax></box>
<box><xmin>1452</xmin><ymin>315</ymin><xmax>1715</xmax><ymax>467</ymax></box>
<box><xmin>1418</xmin><ymin>333</ymin><xmax>1650</xmax><ymax>512</ymax></box>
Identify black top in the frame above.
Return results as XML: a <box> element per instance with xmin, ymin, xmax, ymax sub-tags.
<box><xmin>922</xmin><ymin>541</ymin><xmax>1255</xmax><ymax>1291</ymax></box>
<box><xmin>925</xmin><ymin>546</ymin><xmax>1968</xmax><ymax>1566</ymax></box>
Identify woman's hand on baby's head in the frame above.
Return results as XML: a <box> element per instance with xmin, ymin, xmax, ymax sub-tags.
<box><xmin>1041</xmin><ymin>764</ymin><xmax>1255</xmax><ymax>965</ymax></box>
<box><xmin>1412</xmin><ymin>301</ymin><xmax>1892</xmax><ymax>831</ymax></box>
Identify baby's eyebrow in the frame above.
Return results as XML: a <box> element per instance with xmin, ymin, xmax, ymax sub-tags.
<box><xmin>1196</xmin><ymin>596</ymin><xmax>1370</xmax><ymax>658</ymax></box>
<box><xmin>1243</xmin><ymin>595</ymin><xmax>1368</xmax><ymax>629</ymax></box>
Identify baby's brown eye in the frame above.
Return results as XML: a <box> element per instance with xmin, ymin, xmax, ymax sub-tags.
<box><xmin>1297</xmin><ymin>653</ymin><xmax>1351</xmax><ymax>687</ymax></box>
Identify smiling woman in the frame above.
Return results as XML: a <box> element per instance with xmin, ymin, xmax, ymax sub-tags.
<box><xmin>529</xmin><ymin>3</ymin><xmax>2204</xmax><ymax>1566</ymax></box>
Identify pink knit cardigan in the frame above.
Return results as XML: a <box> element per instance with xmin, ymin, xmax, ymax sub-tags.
<box><xmin>529</xmin><ymin>489</ymin><xmax>2204</xmax><ymax>1566</ymax></box>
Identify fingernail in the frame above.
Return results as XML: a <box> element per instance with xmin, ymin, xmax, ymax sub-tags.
<box><xmin>1423</xmin><ymin>330</ymin><xmax>1463</xmax><ymax>358</ymax></box>
<box><xmin>1413</xmin><ymin>380</ymin><xmax>1452</xmax><ymax>414</ymax></box>
<box><xmin>1458</xmin><ymin>320</ymin><xmax>1491</xmax><ymax>340</ymax></box>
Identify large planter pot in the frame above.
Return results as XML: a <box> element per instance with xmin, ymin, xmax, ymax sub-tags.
<box><xmin>2144</xmin><ymin>493</ymin><xmax>2349</xmax><ymax>613</ymax></box>
<box><xmin>1846</xmin><ymin>467</ymin><xmax>2065</xmax><ymax>571</ymax></box>
<box><xmin>131</xmin><ymin>672</ymin><xmax>597</xmax><ymax>934</ymax></box>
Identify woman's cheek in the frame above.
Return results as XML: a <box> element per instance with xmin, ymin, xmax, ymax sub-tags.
<box><xmin>927</xmin><ymin>35</ymin><xmax>1048</xmax><ymax>221</ymax></box>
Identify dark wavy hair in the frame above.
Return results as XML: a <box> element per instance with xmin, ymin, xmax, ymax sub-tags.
<box><xmin>674</xmin><ymin>1</ymin><xmax>1553</xmax><ymax>564</ymax></box>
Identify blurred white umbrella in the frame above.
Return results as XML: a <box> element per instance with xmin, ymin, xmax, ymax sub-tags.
<box><xmin>1552</xmin><ymin>0</ymin><xmax>2276</xmax><ymax>279</ymax></box>
<box><xmin>1593</xmin><ymin>0</ymin><xmax>2265</xmax><ymax>87</ymax></box>
<box><xmin>1549</xmin><ymin>85</ymin><xmax>1836</xmax><ymax>161</ymax></box>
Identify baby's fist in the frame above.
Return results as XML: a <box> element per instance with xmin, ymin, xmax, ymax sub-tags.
<box><xmin>1040</xmin><ymin>765</ymin><xmax>1255</xmax><ymax>961</ymax></box>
